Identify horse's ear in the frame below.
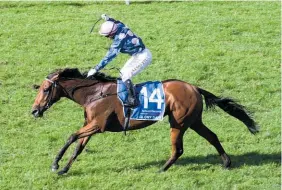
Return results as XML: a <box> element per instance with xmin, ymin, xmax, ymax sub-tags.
<box><xmin>33</xmin><ymin>85</ymin><xmax>40</xmax><ymax>90</ymax></box>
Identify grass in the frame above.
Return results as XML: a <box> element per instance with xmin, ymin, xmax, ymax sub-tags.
<box><xmin>0</xmin><ymin>1</ymin><xmax>280</xmax><ymax>190</ymax></box>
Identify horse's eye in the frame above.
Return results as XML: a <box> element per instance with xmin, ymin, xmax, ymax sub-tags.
<box><xmin>43</xmin><ymin>88</ymin><xmax>49</xmax><ymax>93</ymax></box>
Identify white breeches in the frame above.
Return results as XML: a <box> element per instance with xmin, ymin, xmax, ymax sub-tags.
<box><xmin>120</xmin><ymin>48</ymin><xmax>152</xmax><ymax>82</ymax></box>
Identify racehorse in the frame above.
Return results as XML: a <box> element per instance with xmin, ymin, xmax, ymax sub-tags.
<box><xmin>31</xmin><ymin>68</ymin><xmax>259</xmax><ymax>175</ymax></box>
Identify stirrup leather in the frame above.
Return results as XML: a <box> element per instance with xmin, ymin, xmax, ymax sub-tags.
<box><xmin>124</xmin><ymin>79</ymin><xmax>138</xmax><ymax>107</ymax></box>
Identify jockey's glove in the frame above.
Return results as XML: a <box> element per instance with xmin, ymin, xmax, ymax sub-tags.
<box><xmin>87</xmin><ymin>68</ymin><xmax>97</xmax><ymax>77</ymax></box>
<box><xmin>101</xmin><ymin>14</ymin><xmax>109</xmax><ymax>21</ymax></box>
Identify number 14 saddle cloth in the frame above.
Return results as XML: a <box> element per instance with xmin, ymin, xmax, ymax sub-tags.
<box><xmin>117</xmin><ymin>80</ymin><xmax>166</xmax><ymax>121</ymax></box>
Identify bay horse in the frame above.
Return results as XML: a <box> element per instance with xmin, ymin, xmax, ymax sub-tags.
<box><xmin>31</xmin><ymin>68</ymin><xmax>259</xmax><ymax>175</ymax></box>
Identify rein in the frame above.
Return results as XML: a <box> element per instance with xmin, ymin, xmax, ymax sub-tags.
<box><xmin>89</xmin><ymin>92</ymin><xmax>117</xmax><ymax>103</ymax></box>
<box><xmin>44</xmin><ymin>78</ymin><xmax>118</xmax><ymax>107</ymax></box>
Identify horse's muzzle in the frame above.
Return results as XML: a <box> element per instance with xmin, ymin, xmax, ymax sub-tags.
<box><xmin>31</xmin><ymin>108</ymin><xmax>43</xmax><ymax>118</ymax></box>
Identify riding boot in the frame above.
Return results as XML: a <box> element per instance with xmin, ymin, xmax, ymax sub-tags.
<box><xmin>124</xmin><ymin>79</ymin><xmax>138</xmax><ymax>108</ymax></box>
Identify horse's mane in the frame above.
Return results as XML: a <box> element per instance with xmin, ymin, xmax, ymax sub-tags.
<box><xmin>47</xmin><ymin>68</ymin><xmax>118</xmax><ymax>82</ymax></box>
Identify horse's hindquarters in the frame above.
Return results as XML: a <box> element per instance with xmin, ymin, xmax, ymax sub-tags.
<box><xmin>162</xmin><ymin>80</ymin><xmax>203</xmax><ymax>127</ymax></box>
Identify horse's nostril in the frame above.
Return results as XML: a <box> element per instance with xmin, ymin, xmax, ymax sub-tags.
<box><xmin>31</xmin><ymin>109</ymin><xmax>39</xmax><ymax>115</ymax></box>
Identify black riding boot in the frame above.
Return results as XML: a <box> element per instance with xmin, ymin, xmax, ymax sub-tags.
<box><xmin>124</xmin><ymin>79</ymin><xmax>138</xmax><ymax>108</ymax></box>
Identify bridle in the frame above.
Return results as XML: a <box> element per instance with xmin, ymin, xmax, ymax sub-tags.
<box><xmin>43</xmin><ymin>78</ymin><xmax>118</xmax><ymax>108</ymax></box>
<box><xmin>44</xmin><ymin>78</ymin><xmax>58</xmax><ymax>109</ymax></box>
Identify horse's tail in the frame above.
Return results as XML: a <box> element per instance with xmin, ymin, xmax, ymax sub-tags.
<box><xmin>197</xmin><ymin>87</ymin><xmax>259</xmax><ymax>134</ymax></box>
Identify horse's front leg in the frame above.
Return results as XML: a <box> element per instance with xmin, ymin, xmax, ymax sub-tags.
<box><xmin>57</xmin><ymin>136</ymin><xmax>91</xmax><ymax>175</ymax></box>
<box><xmin>51</xmin><ymin>112</ymin><xmax>89</xmax><ymax>172</ymax></box>
<box><xmin>56</xmin><ymin>121</ymin><xmax>102</xmax><ymax>175</ymax></box>
<box><xmin>51</xmin><ymin>134</ymin><xmax>78</xmax><ymax>172</ymax></box>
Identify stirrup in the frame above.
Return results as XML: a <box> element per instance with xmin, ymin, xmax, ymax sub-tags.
<box><xmin>123</xmin><ymin>96</ymin><xmax>139</xmax><ymax>108</ymax></box>
<box><xmin>123</xmin><ymin>101</ymin><xmax>138</xmax><ymax>108</ymax></box>
<box><xmin>124</xmin><ymin>79</ymin><xmax>138</xmax><ymax>108</ymax></box>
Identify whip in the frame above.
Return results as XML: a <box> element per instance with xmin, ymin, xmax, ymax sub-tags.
<box><xmin>89</xmin><ymin>18</ymin><xmax>102</xmax><ymax>34</ymax></box>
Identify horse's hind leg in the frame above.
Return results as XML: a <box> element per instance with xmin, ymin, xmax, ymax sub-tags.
<box><xmin>159</xmin><ymin>127</ymin><xmax>185</xmax><ymax>172</ymax></box>
<box><xmin>190</xmin><ymin>120</ymin><xmax>231</xmax><ymax>168</ymax></box>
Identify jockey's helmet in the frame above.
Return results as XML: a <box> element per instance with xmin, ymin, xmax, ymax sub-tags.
<box><xmin>99</xmin><ymin>21</ymin><xmax>118</xmax><ymax>38</ymax></box>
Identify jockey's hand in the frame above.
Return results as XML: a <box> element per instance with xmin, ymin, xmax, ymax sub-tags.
<box><xmin>87</xmin><ymin>68</ymin><xmax>97</xmax><ymax>77</ymax></box>
<box><xmin>101</xmin><ymin>14</ymin><xmax>109</xmax><ymax>21</ymax></box>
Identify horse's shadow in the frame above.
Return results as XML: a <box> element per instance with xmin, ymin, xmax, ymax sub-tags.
<box><xmin>133</xmin><ymin>152</ymin><xmax>281</xmax><ymax>171</ymax></box>
<box><xmin>64</xmin><ymin>152</ymin><xmax>280</xmax><ymax>176</ymax></box>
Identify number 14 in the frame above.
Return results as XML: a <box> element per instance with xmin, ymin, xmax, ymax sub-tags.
<box><xmin>140</xmin><ymin>87</ymin><xmax>164</xmax><ymax>109</ymax></box>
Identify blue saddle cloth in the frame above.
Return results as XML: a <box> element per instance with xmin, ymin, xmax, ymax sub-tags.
<box><xmin>117</xmin><ymin>80</ymin><xmax>165</xmax><ymax>121</ymax></box>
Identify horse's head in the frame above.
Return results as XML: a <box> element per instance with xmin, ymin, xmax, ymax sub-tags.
<box><xmin>31</xmin><ymin>68</ymin><xmax>88</xmax><ymax>117</ymax></box>
<box><xmin>31</xmin><ymin>68</ymin><xmax>117</xmax><ymax>118</ymax></box>
<box><xmin>31</xmin><ymin>73</ymin><xmax>62</xmax><ymax>118</ymax></box>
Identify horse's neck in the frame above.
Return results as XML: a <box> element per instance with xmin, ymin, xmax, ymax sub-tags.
<box><xmin>59</xmin><ymin>79</ymin><xmax>116</xmax><ymax>106</ymax></box>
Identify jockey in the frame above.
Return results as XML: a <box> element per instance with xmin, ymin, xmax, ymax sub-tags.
<box><xmin>87</xmin><ymin>14</ymin><xmax>152</xmax><ymax>108</ymax></box>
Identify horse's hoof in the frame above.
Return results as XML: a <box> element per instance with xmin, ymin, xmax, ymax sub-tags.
<box><xmin>223</xmin><ymin>162</ymin><xmax>231</xmax><ymax>170</ymax></box>
<box><xmin>57</xmin><ymin>168</ymin><xmax>68</xmax><ymax>175</ymax></box>
<box><xmin>51</xmin><ymin>164</ymin><xmax>59</xmax><ymax>172</ymax></box>
<box><xmin>57</xmin><ymin>170</ymin><xmax>66</xmax><ymax>175</ymax></box>
<box><xmin>223</xmin><ymin>158</ymin><xmax>231</xmax><ymax>169</ymax></box>
<box><xmin>221</xmin><ymin>153</ymin><xmax>231</xmax><ymax>169</ymax></box>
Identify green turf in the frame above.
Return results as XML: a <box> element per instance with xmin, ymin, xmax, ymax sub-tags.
<box><xmin>0</xmin><ymin>1</ymin><xmax>280</xmax><ymax>190</ymax></box>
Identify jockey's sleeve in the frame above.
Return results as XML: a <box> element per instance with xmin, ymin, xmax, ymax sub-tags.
<box><xmin>108</xmin><ymin>17</ymin><xmax>119</xmax><ymax>24</ymax></box>
<box><xmin>108</xmin><ymin>17</ymin><xmax>116</xmax><ymax>22</ymax></box>
<box><xmin>108</xmin><ymin>17</ymin><xmax>125</xmax><ymax>27</ymax></box>
<box><xmin>95</xmin><ymin>37</ymin><xmax>125</xmax><ymax>71</ymax></box>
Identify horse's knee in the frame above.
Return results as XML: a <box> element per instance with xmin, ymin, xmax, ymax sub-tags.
<box><xmin>68</xmin><ymin>134</ymin><xmax>78</xmax><ymax>143</ymax></box>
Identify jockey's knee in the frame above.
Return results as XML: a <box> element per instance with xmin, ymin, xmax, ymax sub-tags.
<box><xmin>121</xmin><ymin>73</ymin><xmax>132</xmax><ymax>82</ymax></box>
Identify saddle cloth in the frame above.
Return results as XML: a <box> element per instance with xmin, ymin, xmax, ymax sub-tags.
<box><xmin>117</xmin><ymin>80</ymin><xmax>165</xmax><ymax>121</ymax></box>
